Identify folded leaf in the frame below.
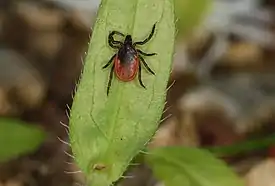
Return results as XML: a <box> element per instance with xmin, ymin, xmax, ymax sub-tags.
<box><xmin>69</xmin><ymin>0</ymin><xmax>175</xmax><ymax>185</ymax></box>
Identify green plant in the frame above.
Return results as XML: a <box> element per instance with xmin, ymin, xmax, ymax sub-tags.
<box><xmin>146</xmin><ymin>147</ymin><xmax>244</xmax><ymax>186</ymax></box>
<box><xmin>0</xmin><ymin>118</ymin><xmax>46</xmax><ymax>163</ymax></box>
<box><xmin>175</xmin><ymin>0</ymin><xmax>210</xmax><ymax>38</ymax></box>
<box><xmin>69</xmin><ymin>0</ymin><xmax>244</xmax><ymax>186</ymax></box>
<box><xmin>70</xmin><ymin>0</ymin><xmax>174</xmax><ymax>185</ymax></box>
<box><xmin>208</xmin><ymin>133</ymin><xmax>275</xmax><ymax>157</ymax></box>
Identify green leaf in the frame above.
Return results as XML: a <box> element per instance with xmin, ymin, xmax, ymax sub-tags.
<box><xmin>0</xmin><ymin>118</ymin><xmax>46</xmax><ymax>162</ymax></box>
<box><xmin>69</xmin><ymin>0</ymin><xmax>175</xmax><ymax>185</ymax></box>
<box><xmin>174</xmin><ymin>0</ymin><xmax>211</xmax><ymax>37</ymax></box>
<box><xmin>208</xmin><ymin>134</ymin><xmax>275</xmax><ymax>157</ymax></box>
<box><xmin>146</xmin><ymin>147</ymin><xmax>244</xmax><ymax>186</ymax></box>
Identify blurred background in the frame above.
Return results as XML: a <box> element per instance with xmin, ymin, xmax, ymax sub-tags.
<box><xmin>1</xmin><ymin>0</ymin><xmax>275</xmax><ymax>186</ymax></box>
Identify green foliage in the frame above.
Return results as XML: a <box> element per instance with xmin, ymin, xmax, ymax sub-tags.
<box><xmin>174</xmin><ymin>0</ymin><xmax>211</xmax><ymax>37</ymax></box>
<box><xmin>0</xmin><ymin>118</ymin><xmax>46</xmax><ymax>163</ymax></box>
<box><xmin>146</xmin><ymin>147</ymin><xmax>244</xmax><ymax>186</ymax></box>
<box><xmin>208</xmin><ymin>134</ymin><xmax>275</xmax><ymax>157</ymax></box>
<box><xmin>69</xmin><ymin>0</ymin><xmax>175</xmax><ymax>185</ymax></box>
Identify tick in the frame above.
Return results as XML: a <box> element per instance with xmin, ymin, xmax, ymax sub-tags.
<box><xmin>102</xmin><ymin>23</ymin><xmax>157</xmax><ymax>95</ymax></box>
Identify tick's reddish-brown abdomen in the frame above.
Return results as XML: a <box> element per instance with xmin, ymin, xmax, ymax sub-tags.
<box><xmin>114</xmin><ymin>55</ymin><xmax>139</xmax><ymax>81</ymax></box>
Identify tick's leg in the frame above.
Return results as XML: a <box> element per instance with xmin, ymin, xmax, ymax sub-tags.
<box><xmin>108</xmin><ymin>31</ymin><xmax>124</xmax><ymax>49</ymax></box>
<box><xmin>134</xmin><ymin>23</ymin><xmax>156</xmax><ymax>46</ymax></box>
<box><xmin>107</xmin><ymin>64</ymin><xmax>115</xmax><ymax>96</ymax></box>
<box><xmin>111</xmin><ymin>31</ymin><xmax>125</xmax><ymax>37</ymax></box>
<box><xmin>139</xmin><ymin>55</ymin><xmax>155</xmax><ymax>75</ymax></box>
<box><xmin>102</xmin><ymin>54</ymin><xmax>116</xmax><ymax>69</ymax></box>
<box><xmin>137</xmin><ymin>49</ymin><xmax>157</xmax><ymax>56</ymax></box>
<box><xmin>138</xmin><ymin>63</ymin><xmax>146</xmax><ymax>89</ymax></box>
